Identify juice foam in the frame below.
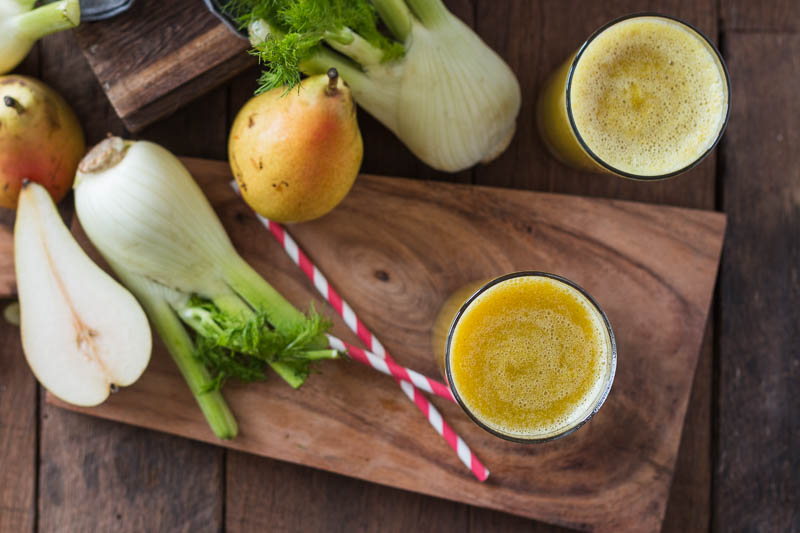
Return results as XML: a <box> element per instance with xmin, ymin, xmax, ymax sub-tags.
<box><xmin>569</xmin><ymin>16</ymin><xmax>728</xmax><ymax>176</ymax></box>
<box><xmin>449</xmin><ymin>276</ymin><xmax>610</xmax><ymax>438</ymax></box>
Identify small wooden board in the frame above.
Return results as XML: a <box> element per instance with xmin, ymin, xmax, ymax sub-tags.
<box><xmin>73</xmin><ymin>0</ymin><xmax>253</xmax><ymax>132</ymax></box>
<box><xmin>50</xmin><ymin>159</ymin><xmax>725</xmax><ymax>532</ymax></box>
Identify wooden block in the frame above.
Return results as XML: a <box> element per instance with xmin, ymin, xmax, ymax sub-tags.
<box><xmin>73</xmin><ymin>0</ymin><xmax>254</xmax><ymax>132</ymax></box>
<box><xmin>51</xmin><ymin>159</ymin><xmax>725</xmax><ymax>532</ymax></box>
<box><xmin>715</xmin><ymin>32</ymin><xmax>800</xmax><ymax>532</ymax></box>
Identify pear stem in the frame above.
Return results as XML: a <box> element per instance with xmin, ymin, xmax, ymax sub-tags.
<box><xmin>326</xmin><ymin>68</ymin><xmax>339</xmax><ymax>96</ymax></box>
<box><xmin>4</xmin><ymin>96</ymin><xmax>25</xmax><ymax>115</ymax></box>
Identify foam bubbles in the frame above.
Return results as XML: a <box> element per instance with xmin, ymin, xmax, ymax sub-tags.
<box><xmin>449</xmin><ymin>276</ymin><xmax>612</xmax><ymax>439</ymax></box>
<box><xmin>569</xmin><ymin>17</ymin><xmax>728</xmax><ymax>176</ymax></box>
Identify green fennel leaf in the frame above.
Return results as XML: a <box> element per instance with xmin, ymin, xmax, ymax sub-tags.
<box><xmin>181</xmin><ymin>296</ymin><xmax>335</xmax><ymax>391</ymax></box>
<box><xmin>223</xmin><ymin>0</ymin><xmax>405</xmax><ymax>92</ymax></box>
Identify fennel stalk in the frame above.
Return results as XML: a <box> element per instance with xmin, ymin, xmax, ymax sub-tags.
<box><xmin>1</xmin><ymin>0</ymin><xmax>80</xmax><ymax>74</ymax></box>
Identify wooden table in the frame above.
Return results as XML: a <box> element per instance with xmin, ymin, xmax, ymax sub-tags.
<box><xmin>1</xmin><ymin>1</ymin><xmax>797</xmax><ymax>531</ymax></box>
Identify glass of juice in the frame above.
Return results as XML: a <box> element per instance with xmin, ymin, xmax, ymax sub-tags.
<box><xmin>536</xmin><ymin>13</ymin><xmax>730</xmax><ymax>180</ymax></box>
<box><xmin>435</xmin><ymin>272</ymin><xmax>616</xmax><ymax>443</ymax></box>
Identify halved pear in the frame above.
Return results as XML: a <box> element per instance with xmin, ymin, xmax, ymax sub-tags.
<box><xmin>14</xmin><ymin>182</ymin><xmax>151</xmax><ymax>406</ymax></box>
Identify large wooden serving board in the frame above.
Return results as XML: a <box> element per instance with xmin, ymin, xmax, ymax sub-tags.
<box><xmin>73</xmin><ymin>0</ymin><xmax>253</xmax><ymax>132</ymax></box>
<box><xmin>50</xmin><ymin>158</ymin><xmax>725</xmax><ymax>532</ymax></box>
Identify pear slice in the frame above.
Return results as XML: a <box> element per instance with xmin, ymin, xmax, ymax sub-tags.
<box><xmin>14</xmin><ymin>182</ymin><xmax>151</xmax><ymax>406</ymax></box>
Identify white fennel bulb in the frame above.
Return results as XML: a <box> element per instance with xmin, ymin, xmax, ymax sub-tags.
<box><xmin>348</xmin><ymin>14</ymin><xmax>521</xmax><ymax>172</ymax></box>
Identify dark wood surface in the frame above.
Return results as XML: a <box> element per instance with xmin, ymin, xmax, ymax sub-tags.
<box><xmin>0</xmin><ymin>1</ymin><xmax>797</xmax><ymax>531</ymax></box>
<box><xmin>53</xmin><ymin>163</ymin><xmax>724</xmax><ymax>532</ymax></box>
<box><xmin>0</xmin><ymin>319</ymin><xmax>36</xmax><ymax>532</ymax></box>
<box><xmin>715</xmin><ymin>32</ymin><xmax>800</xmax><ymax>533</ymax></box>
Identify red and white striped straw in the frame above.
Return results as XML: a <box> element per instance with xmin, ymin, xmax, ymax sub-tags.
<box><xmin>326</xmin><ymin>335</ymin><xmax>456</xmax><ymax>403</ymax></box>
<box><xmin>261</xmin><ymin>218</ymin><xmax>488</xmax><ymax>482</ymax></box>
<box><xmin>232</xmin><ymin>188</ymin><xmax>488</xmax><ymax>481</ymax></box>
<box><xmin>327</xmin><ymin>336</ymin><xmax>486</xmax><ymax>480</ymax></box>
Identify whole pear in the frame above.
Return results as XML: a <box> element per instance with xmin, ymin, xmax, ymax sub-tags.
<box><xmin>0</xmin><ymin>75</ymin><xmax>85</xmax><ymax>209</ymax></box>
<box><xmin>229</xmin><ymin>69</ymin><xmax>363</xmax><ymax>223</ymax></box>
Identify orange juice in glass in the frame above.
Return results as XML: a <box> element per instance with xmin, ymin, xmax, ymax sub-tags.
<box><xmin>433</xmin><ymin>272</ymin><xmax>616</xmax><ymax>443</ymax></box>
<box><xmin>537</xmin><ymin>13</ymin><xmax>730</xmax><ymax>180</ymax></box>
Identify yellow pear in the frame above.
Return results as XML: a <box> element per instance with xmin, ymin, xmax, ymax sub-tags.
<box><xmin>229</xmin><ymin>69</ymin><xmax>363</xmax><ymax>223</ymax></box>
<box><xmin>0</xmin><ymin>75</ymin><xmax>85</xmax><ymax>209</ymax></box>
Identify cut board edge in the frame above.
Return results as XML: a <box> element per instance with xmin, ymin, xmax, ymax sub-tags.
<box><xmin>181</xmin><ymin>156</ymin><xmax>728</xmax><ymax>227</ymax></box>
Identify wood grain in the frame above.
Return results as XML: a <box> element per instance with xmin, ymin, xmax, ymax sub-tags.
<box><xmin>38</xmin><ymin>411</ymin><xmax>225</xmax><ymax>532</ymax></box>
<box><xmin>226</xmin><ymin>452</ymin><xmax>470</xmax><ymax>533</ymax></box>
<box><xmin>73</xmin><ymin>0</ymin><xmax>253</xmax><ymax>132</ymax></box>
<box><xmin>662</xmin><ymin>323</ymin><xmax>713</xmax><ymax>532</ymax></box>
<box><xmin>715</xmin><ymin>33</ymin><xmax>800</xmax><ymax>533</ymax></box>
<box><xmin>33</xmin><ymin>30</ymin><xmax>227</xmax><ymax>533</ymax></box>
<box><xmin>721</xmin><ymin>0</ymin><xmax>800</xmax><ymax>32</ymax></box>
<box><xmin>0</xmin><ymin>315</ymin><xmax>37</xmax><ymax>533</ymax></box>
<box><xmin>51</xmin><ymin>160</ymin><xmax>725</xmax><ymax>532</ymax></box>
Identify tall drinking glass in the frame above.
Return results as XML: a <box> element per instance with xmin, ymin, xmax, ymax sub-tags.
<box><xmin>537</xmin><ymin>13</ymin><xmax>730</xmax><ymax>180</ymax></box>
<box><xmin>433</xmin><ymin>272</ymin><xmax>616</xmax><ymax>443</ymax></box>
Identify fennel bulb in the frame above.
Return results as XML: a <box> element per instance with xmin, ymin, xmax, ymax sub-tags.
<box><xmin>74</xmin><ymin>137</ymin><xmax>339</xmax><ymax>439</ymax></box>
<box><xmin>225</xmin><ymin>0</ymin><xmax>521</xmax><ymax>173</ymax></box>
<box><xmin>1</xmin><ymin>0</ymin><xmax>80</xmax><ymax>74</ymax></box>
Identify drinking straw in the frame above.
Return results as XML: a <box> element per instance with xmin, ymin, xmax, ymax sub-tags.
<box><xmin>261</xmin><ymin>217</ymin><xmax>489</xmax><ymax>482</ymax></box>
<box><xmin>231</xmin><ymin>183</ymin><xmax>489</xmax><ymax>481</ymax></box>
<box><xmin>325</xmin><ymin>334</ymin><xmax>456</xmax><ymax>403</ymax></box>
<box><xmin>325</xmin><ymin>336</ymin><xmax>488</xmax><ymax>482</ymax></box>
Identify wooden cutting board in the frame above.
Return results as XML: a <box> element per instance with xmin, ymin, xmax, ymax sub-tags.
<box><xmin>73</xmin><ymin>0</ymin><xmax>253</xmax><ymax>132</ymax></box>
<box><xmin>49</xmin><ymin>158</ymin><xmax>725</xmax><ymax>532</ymax></box>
